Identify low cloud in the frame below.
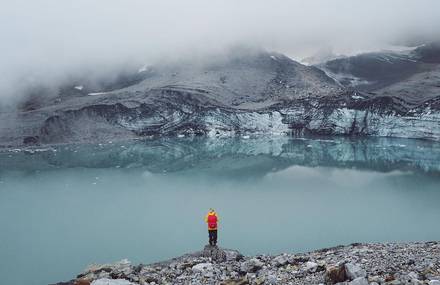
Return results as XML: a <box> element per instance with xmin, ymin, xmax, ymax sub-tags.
<box><xmin>1</xmin><ymin>0</ymin><xmax>440</xmax><ymax>105</ymax></box>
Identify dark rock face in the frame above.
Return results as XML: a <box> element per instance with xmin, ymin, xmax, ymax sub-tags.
<box><xmin>1</xmin><ymin>48</ymin><xmax>440</xmax><ymax>148</ymax></box>
<box><xmin>319</xmin><ymin>43</ymin><xmax>440</xmax><ymax>106</ymax></box>
<box><xmin>414</xmin><ymin>42</ymin><xmax>440</xmax><ymax>63</ymax></box>
<box><xmin>23</xmin><ymin>135</ymin><xmax>39</xmax><ymax>145</ymax></box>
<box><xmin>202</xmin><ymin>245</ymin><xmax>227</xmax><ymax>262</ymax></box>
<box><xmin>30</xmin><ymin>91</ymin><xmax>440</xmax><ymax>144</ymax></box>
<box><xmin>322</xmin><ymin>51</ymin><xmax>425</xmax><ymax>91</ymax></box>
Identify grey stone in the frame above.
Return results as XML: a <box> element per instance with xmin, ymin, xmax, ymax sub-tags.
<box><xmin>224</xmin><ymin>249</ymin><xmax>243</xmax><ymax>262</ymax></box>
<box><xmin>304</xmin><ymin>261</ymin><xmax>318</xmax><ymax>272</ymax></box>
<box><xmin>272</xmin><ymin>255</ymin><xmax>288</xmax><ymax>267</ymax></box>
<box><xmin>345</xmin><ymin>263</ymin><xmax>367</xmax><ymax>280</ymax></box>
<box><xmin>348</xmin><ymin>277</ymin><xmax>368</xmax><ymax>285</ymax></box>
<box><xmin>192</xmin><ymin>262</ymin><xmax>213</xmax><ymax>273</ymax></box>
<box><xmin>368</xmin><ymin>275</ymin><xmax>383</xmax><ymax>283</ymax></box>
<box><xmin>91</xmin><ymin>279</ymin><xmax>136</xmax><ymax>285</ymax></box>
<box><xmin>54</xmin><ymin>242</ymin><xmax>440</xmax><ymax>285</ymax></box>
<box><xmin>408</xmin><ymin>272</ymin><xmax>419</xmax><ymax>280</ymax></box>
<box><xmin>267</xmin><ymin>274</ymin><xmax>278</xmax><ymax>284</ymax></box>
<box><xmin>240</xmin><ymin>258</ymin><xmax>264</xmax><ymax>273</ymax></box>
<box><xmin>202</xmin><ymin>245</ymin><xmax>227</xmax><ymax>262</ymax></box>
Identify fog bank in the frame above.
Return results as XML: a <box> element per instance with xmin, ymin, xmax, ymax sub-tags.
<box><xmin>1</xmin><ymin>0</ymin><xmax>440</xmax><ymax>104</ymax></box>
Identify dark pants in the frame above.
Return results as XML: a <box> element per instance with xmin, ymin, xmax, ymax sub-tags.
<box><xmin>208</xmin><ymin>230</ymin><xmax>217</xmax><ymax>246</ymax></box>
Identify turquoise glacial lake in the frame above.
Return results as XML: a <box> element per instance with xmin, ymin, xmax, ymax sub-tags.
<box><xmin>1</xmin><ymin>137</ymin><xmax>440</xmax><ymax>285</ymax></box>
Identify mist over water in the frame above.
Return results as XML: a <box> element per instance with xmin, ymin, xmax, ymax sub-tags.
<box><xmin>1</xmin><ymin>137</ymin><xmax>440</xmax><ymax>285</ymax></box>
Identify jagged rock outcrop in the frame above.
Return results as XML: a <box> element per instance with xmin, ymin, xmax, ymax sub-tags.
<box><xmin>31</xmin><ymin>91</ymin><xmax>440</xmax><ymax>144</ymax></box>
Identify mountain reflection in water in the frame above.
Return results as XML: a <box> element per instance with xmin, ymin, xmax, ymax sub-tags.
<box><xmin>0</xmin><ymin>137</ymin><xmax>439</xmax><ymax>285</ymax></box>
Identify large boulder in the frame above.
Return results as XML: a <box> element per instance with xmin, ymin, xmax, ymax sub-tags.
<box><xmin>304</xmin><ymin>261</ymin><xmax>319</xmax><ymax>272</ymax></box>
<box><xmin>271</xmin><ymin>254</ymin><xmax>289</xmax><ymax>267</ymax></box>
<box><xmin>192</xmin><ymin>262</ymin><xmax>214</xmax><ymax>273</ymax></box>
<box><xmin>325</xmin><ymin>264</ymin><xmax>348</xmax><ymax>284</ymax></box>
<box><xmin>345</xmin><ymin>263</ymin><xmax>367</xmax><ymax>280</ymax></box>
<box><xmin>202</xmin><ymin>245</ymin><xmax>227</xmax><ymax>262</ymax></box>
<box><xmin>240</xmin><ymin>258</ymin><xmax>264</xmax><ymax>273</ymax></box>
<box><xmin>224</xmin><ymin>249</ymin><xmax>244</xmax><ymax>262</ymax></box>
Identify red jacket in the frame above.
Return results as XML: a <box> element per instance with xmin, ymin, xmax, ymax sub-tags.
<box><xmin>205</xmin><ymin>212</ymin><xmax>218</xmax><ymax>230</ymax></box>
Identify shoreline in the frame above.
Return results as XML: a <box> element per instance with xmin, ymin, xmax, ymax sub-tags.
<box><xmin>1</xmin><ymin>132</ymin><xmax>440</xmax><ymax>151</ymax></box>
<box><xmin>54</xmin><ymin>241</ymin><xmax>440</xmax><ymax>285</ymax></box>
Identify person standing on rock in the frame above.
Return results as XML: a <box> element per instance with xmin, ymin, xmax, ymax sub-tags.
<box><xmin>205</xmin><ymin>208</ymin><xmax>219</xmax><ymax>246</ymax></box>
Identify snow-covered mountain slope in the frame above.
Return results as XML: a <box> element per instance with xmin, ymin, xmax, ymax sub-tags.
<box><xmin>319</xmin><ymin>43</ymin><xmax>440</xmax><ymax>102</ymax></box>
<box><xmin>374</xmin><ymin>66</ymin><xmax>440</xmax><ymax>105</ymax></box>
<box><xmin>116</xmin><ymin>50</ymin><xmax>343</xmax><ymax>108</ymax></box>
<box><xmin>1</xmin><ymin>48</ymin><xmax>440</xmax><ymax>147</ymax></box>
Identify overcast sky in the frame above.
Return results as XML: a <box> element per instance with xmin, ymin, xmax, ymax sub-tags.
<box><xmin>1</xmin><ymin>0</ymin><xmax>440</xmax><ymax>104</ymax></box>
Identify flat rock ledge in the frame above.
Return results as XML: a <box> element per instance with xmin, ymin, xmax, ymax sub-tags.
<box><xmin>53</xmin><ymin>242</ymin><xmax>440</xmax><ymax>285</ymax></box>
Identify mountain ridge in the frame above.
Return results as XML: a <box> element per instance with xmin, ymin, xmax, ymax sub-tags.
<box><xmin>1</xmin><ymin>47</ymin><xmax>440</xmax><ymax>148</ymax></box>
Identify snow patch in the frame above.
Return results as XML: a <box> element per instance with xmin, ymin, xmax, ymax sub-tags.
<box><xmin>88</xmin><ymin>92</ymin><xmax>107</xmax><ymax>96</ymax></box>
<box><xmin>138</xmin><ymin>64</ymin><xmax>149</xmax><ymax>73</ymax></box>
<box><xmin>74</xmin><ymin>85</ymin><xmax>83</xmax><ymax>91</ymax></box>
<box><xmin>352</xmin><ymin>95</ymin><xmax>365</xmax><ymax>100</ymax></box>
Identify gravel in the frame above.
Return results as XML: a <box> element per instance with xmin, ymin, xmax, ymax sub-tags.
<box><xmin>53</xmin><ymin>242</ymin><xmax>440</xmax><ymax>285</ymax></box>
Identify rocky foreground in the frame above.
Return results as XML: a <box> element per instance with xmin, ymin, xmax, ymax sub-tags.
<box><xmin>55</xmin><ymin>242</ymin><xmax>440</xmax><ymax>285</ymax></box>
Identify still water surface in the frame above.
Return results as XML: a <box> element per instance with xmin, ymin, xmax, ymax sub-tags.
<box><xmin>0</xmin><ymin>137</ymin><xmax>440</xmax><ymax>285</ymax></box>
